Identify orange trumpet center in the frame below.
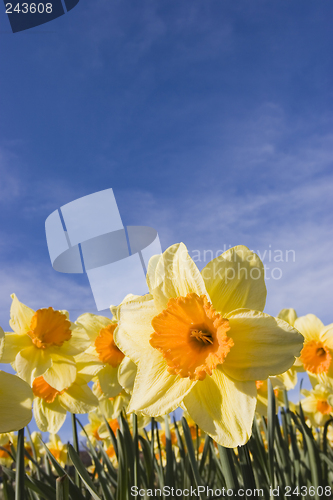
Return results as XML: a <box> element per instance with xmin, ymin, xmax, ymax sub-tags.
<box><xmin>28</xmin><ymin>308</ymin><xmax>72</xmax><ymax>349</ymax></box>
<box><xmin>150</xmin><ymin>293</ymin><xmax>233</xmax><ymax>381</ymax></box>
<box><xmin>300</xmin><ymin>340</ymin><xmax>332</xmax><ymax>374</ymax></box>
<box><xmin>32</xmin><ymin>376</ymin><xmax>64</xmax><ymax>403</ymax></box>
<box><xmin>94</xmin><ymin>324</ymin><xmax>124</xmax><ymax>367</ymax></box>
<box><xmin>316</xmin><ymin>399</ymin><xmax>332</xmax><ymax>415</ymax></box>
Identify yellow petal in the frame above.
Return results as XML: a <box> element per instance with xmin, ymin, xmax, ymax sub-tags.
<box><xmin>222</xmin><ymin>309</ymin><xmax>303</xmax><ymax>381</ymax></box>
<box><xmin>128</xmin><ymin>349</ymin><xmax>195</xmax><ymax>416</ymax></box>
<box><xmin>74</xmin><ymin>353</ymin><xmax>103</xmax><ymax>384</ymax></box>
<box><xmin>0</xmin><ymin>371</ymin><xmax>33</xmax><ymax>432</ymax></box>
<box><xmin>0</xmin><ymin>333</ymin><xmax>32</xmax><ymax>363</ymax></box>
<box><xmin>183</xmin><ymin>368</ymin><xmax>256</xmax><ymax>447</ymax></box>
<box><xmin>9</xmin><ymin>294</ymin><xmax>35</xmax><ymax>335</ymax></box>
<box><xmin>114</xmin><ymin>295</ymin><xmax>157</xmax><ymax>364</ymax></box>
<box><xmin>43</xmin><ymin>353</ymin><xmax>76</xmax><ymax>392</ymax></box>
<box><xmin>277</xmin><ymin>308</ymin><xmax>298</xmax><ymax>327</ymax></box>
<box><xmin>97</xmin><ymin>365</ymin><xmax>122</xmax><ymax>398</ymax></box>
<box><xmin>59</xmin><ymin>384</ymin><xmax>98</xmax><ymax>413</ymax></box>
<box><xmin>147</xmin><ymin>243</ymin><xmax>208</xmax><ymax>313</ymax></box>
<box><xmin>201</xmin><ymin>246</ymin><xmax>266</xmax><ymax>315</ymax></box>
<box><xmin>118</xmin><ymin>357</ymin><xmax>137</xmax><ymax>394</ymax></box>
<box><xmin>294</xmin><ymin>314</ymin><xmax>324</xmax><ymax>342</ymax></box>
<box><xmin>15</xmin><ymin>345</ymin><xmax>52</xmax><ymax>385</ymax></box>
<box><xmin>59</xmin><ymin>325</ymin><xmax>91</xmax><ymax>356</ymax></box>
<box><xmin>33</xmin><ymin>397</ymin><xmax>66</xmax><ymax>433</ymax></box>
<box><xmin>320</xmin><ymin>324</ymin><xmax>333</xmax><ymax>350</ymax></box>
<box><xmin>75</xmin><ymin>313</ymin><xmax>113</xmax><ymax>342</ymax></box>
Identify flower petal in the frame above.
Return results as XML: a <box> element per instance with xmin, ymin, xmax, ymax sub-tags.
<box><xmin>33</xmin><ymin>397</ymin><xmax>66</xmax><ymax>433</ymax></box>
<box><xmin>294</xmin><ymin>314</ymin><xmax>324</xmax><ymax>342</ymax></box>
<box><xmin>183</xmin><ymin>368</ymin><xmax>256</xmax><ymax>447</ymax></box>
<box><xmin>59</xmin><ymin>384</ymin><xmax>98</xmax><ymax>414</ymax></box>
<box><xmin>128</xmin><ymin>349</ymin><xmax>195</xmax><ymax>416</ymax></box>
<box><xmin>59</xmin><ymin>325</ymin><xmax>91</xmax><ymax>356</ymax></box>
<box><xmin>320</xmin><ymin>324</ymin><xmax>333</xmax><ymax>350</ymax></box>
<box><xmin>118</xmin><ymin>357</ymin><xmax>137</xmax><ymax>394</ymax></box>
<box><xmin>277</xmin><ymin>308</ymin><xmax>298</xmax><ymax>327</ymax></box>
<box><xmin>43</xmin><ymin>353</ymin><xmax>76</xmax><ymax>391</ymax></box>
<box><xmin>0</xmin><ymin>371</ymin><xmax>33</xmax><ymax>432</ymax></box>
<box><xmin>201</xmin><ymin>246</ymin><xmax>266</xmax><ymax>315</ymax></box>
<box><xmin>147</xmin><ymin>243</ymin><xmax>208</xmax><ymax>313</ymax></box>
<box><xmin>0</xmin><ymin>333</ymin><xmax>32</xmax><ymax>363</ymax></box>
<box><xmin>15</xmin><ymin>346</ymin><xmax>52</xmax><ymax>385</ymax></box>
<box><xmin>97</xmin><ymin>365</ymin><xmax>122</xmax><ymax>398</ymax></box>
<box><xmin>9</xmin><ymin>294</ymin><xmax>35</xmax><ymax>335</ymax></box>
<box><xmin>114</xmin><ymin>295</ymin><xmax>157</xmax><ymax>363</ymax></box>
<box><xmin>75</xmin><ymin>313</ymin><xmax>113</xmax><ymax>342</ymax></box>
<box><xmin>222</xmin><ymin>309</ymin><xmax>303</xmax><ymax>381</ymax></box>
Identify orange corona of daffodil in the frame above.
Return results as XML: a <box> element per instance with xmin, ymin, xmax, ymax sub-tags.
<box><xmin>1</xmin><ymin>295</ymin><xmax>91</xmax><ymax>391</ymax></box>
<box><xmin>295</xmin><ymin>314</ymin><xmax>333</xmax><ymax>384</ymax></box>
<box><xmin>0</xmin><ymin>327</ymin><xmax>33</xmax><ymax>433</ymax></box>
<box><xmin>114</xmin><ymin>243</ymin><xmax>303</xmax><ymax>447</ymax></box>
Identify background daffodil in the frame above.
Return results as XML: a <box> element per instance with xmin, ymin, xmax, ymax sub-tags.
<box><xmin>295</xmin><ymin>313</ymin><xmax>333</xmax><ymax>385</ymax></box>
<box><xmin>33</xmin><ymin>369</ymin><xmax>98</xmax><ymax>433</ymax></box>
<box><xmin>114</xmin><ymin>243</ymin><xmax>303</xmax><ymax>447</ymax></box>
<box><xmin>1</xmin><ymin>295</ymin><xmax>91</xmax><ymax>391</ymax></box>
<box><xmin>75</xmin><ymin>313</ymin><xmax>124</xmax><ymax>398</ymax></box>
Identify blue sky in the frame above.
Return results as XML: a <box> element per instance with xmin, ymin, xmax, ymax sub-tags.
<box><xmin>1</xmin><ymin>0</ymin><xmax>333</xmax><ymax>441</ymax></box>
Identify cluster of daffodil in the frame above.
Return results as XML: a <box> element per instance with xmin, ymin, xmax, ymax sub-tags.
<box><xmin>1</xmin><ymin>242</ymin><xmax>333</xmax><ymax>453</ymax></box>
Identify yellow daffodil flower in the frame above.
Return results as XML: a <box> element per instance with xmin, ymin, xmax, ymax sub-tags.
<box><xmin>301</xmin><ymin>384</ymin><xmax>333</xmax><ymax>426</ymax></box>
<box><xmin>255</xmin><ymin>377</ymin><xmax>295</xmax><ymax>416</ymax></box>
<box><xmin>114</xmin><ymin>243</ymin><xmax>303</xmax><ymax>447</ymax></box>
<box><xmin>33</xmin><ymin>369</ymin><xmax>98</xmax><ymax>433</ymax></box>
<box><xmin>75</xmin><ymin>313</ymin><xmax>124</xmax><ymax>398</ymax></box>
<box><xmin>0</xmin><ymin>432</ymin><xmax>16</xmax><ymax>466</ymax></box>
<box><xmin>0</xmin><ymin>326</ymin><xmax>33</xmax><ymax>433</ymax></box>
<box><xmin>1</xmin><ymin>295</ymin><xmax>91</xmax><ymax>391</ymax></box>
<box><xmin>82</xmin><ymin>410</ymin><xmax>120</xmax><ymax>445</ymax></box>
<box><xmin>45</xmin><ymin>434</ymin><xmax>68</xmax><ymax>468</ymax></box>
<box><xmin>295</xmin><ymin>314</ymin><xmax>333</xmax><ymax>384</ymax></box>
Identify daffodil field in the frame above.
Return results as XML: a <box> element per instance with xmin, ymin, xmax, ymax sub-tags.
<box><xmin>0</xmin><ymin>243</ymin><xmax>333</xmax><ymax>499</ymax></box>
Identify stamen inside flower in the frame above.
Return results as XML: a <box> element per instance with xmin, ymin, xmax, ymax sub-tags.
<box><xmin>28</xmin><ymin>308</ymin><xmax>72</xmax><ymax>349</ymax></box>
<box><xmin>150</xmin><ymin>293</ymin><xmax>233</xmax><ymax>381</ymax></box>
<box><xmin>94</xmin><ymin>324</ymin><xmax>124</xmax><ymax>367</ymax></box>
<box><xmin>32</xmin><ymin>376</ymin><xmax>65</xmax><ymax>403</ymax></box>
<box><xmin>300</xmin><ymin>340</ymin><xmax>332</xmax><ymax>374</ymax></box>
<box><xmin>316</xmin><ymin>399</ymin><xmax>332</xmax><ymax>415</ymax></box>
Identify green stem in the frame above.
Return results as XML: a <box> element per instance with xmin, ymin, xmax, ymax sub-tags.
<box><xmin>71</xmin><ymin>414</ymin><xmax>81</xmax><ymax>489</ymax></box>
<box><xmin>15</xmin><ymin>427</ymin><xmax>25</xmax><ymax>500</ymax></box>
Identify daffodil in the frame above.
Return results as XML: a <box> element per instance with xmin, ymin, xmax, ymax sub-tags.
<box><xmin>294</xmin><ymin>314</ymin><xmax>333</xmax><ymax>385</ymax></box>
<box><xmin>114</xmin><ymin>243</ymin><xmax>303</xmax><ymax>447</ymax></box>
<box><xmin>0</xmin><ymin>432</ymin><xmax>16</xmax><ymax>467</ymax></box>
<box><xmin>1</xmin><ymin>295</ymin><xmax>91</xmax><ymax>391</ymax></box>
<box><xmin>255</xmin><ymin>377</ymin><xmax>294</xmax><ymax>416</ymax></box>
<box><xmin>0</xmin><ymin>327</ymin><xmax>33</xmax><ymax>433</ymax></box>
<box><xmin>74</xmin><ymin>313</ymin><xmax>124</xmax><ymax>398</ymax></box>
<box><xmin>301</xmin><ymin>384</ymin><xmax>333</xmax><ymax>426</ymax></box>
<box><xmin>45</xmin><ymin>434</ymin><xmax>68</xmax><ymax>468</ymax></box>
<box><xmin>33</xmin><ymin>367</ymin><xmax>98</xmax><ymax>433</ymax></box>
<box><xmin>82</xmin><ymin>410</ymin><xmax>120</xmax><ymax>445</ymax></box>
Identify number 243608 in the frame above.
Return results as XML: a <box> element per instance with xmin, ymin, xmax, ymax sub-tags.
<box><xmin>6</xmin><ymin>3</ymin><xmax>53</xmax><ymax>13</ymax></box>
